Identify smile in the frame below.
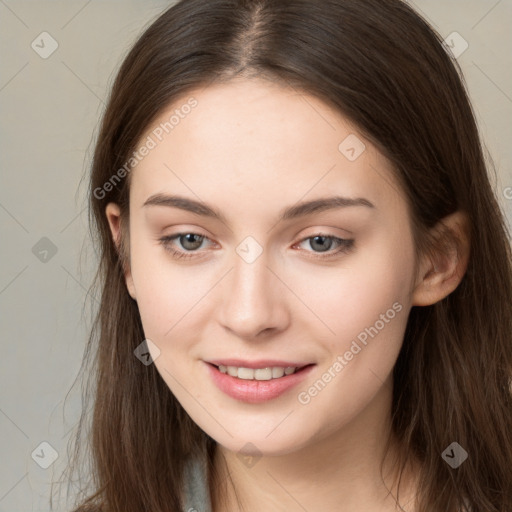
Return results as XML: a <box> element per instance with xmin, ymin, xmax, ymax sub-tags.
<box><xmin>205</xmin><ymin>362</ymin><xmax>315</xmax><ymax>403</ymax></box>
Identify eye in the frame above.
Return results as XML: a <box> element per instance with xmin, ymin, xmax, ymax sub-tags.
<box><xmin>158</xmin><ymin>232</ymin><xmax>354</xmax><ymax>261</ymax></box>
<box><xmin>294</xmin><ymin>233</ymin><xmax>354</xmax><ymax>259</ymax></box>
<box><xmin>158</xmin><ymin>232</ymin><xmax>213</xmax><ymax>260</ymax></box>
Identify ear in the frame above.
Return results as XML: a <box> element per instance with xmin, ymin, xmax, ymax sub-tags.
<box><xmin>105</xmin><ymin>202</ymin><xmax>137</xmax><ymax>300</ymax></box>
<box><xmin>412</xmin><ymin>210</ymin><xmax>470</xmax><ymax>307</ymax></box>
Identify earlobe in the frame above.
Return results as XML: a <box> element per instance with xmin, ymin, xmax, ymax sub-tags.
<box><xmin>105</xmin><ymin>202</ymin><xmax>137</xmax><ymax>301</ymax></box>
<box><xmin>411</xmin><ymin>210</ymin><xmax>470</xmax><ymax>307</ymax></box>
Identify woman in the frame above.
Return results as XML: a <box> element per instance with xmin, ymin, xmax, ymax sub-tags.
<box><xmin>61</xmin><ymin>0</ymin><xmax>512</xmax><ymax>511</ymax></box>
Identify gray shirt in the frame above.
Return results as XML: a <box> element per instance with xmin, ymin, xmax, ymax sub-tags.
<box><xmin>182</xmin><ymin>456</ymin><xmax>213</xmax><ymax>512</ymax></box>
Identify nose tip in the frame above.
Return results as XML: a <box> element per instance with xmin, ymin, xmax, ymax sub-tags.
<box><xmin>218</xmin><ymin>256</ymin><xmax>289</xmax><ymax>339</ymax></box>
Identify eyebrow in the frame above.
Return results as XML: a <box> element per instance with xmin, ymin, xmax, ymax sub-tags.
<box><xmin>142</xmin><ymin>193</ymin><xmax>375</xmax><ymax>224</ymax></box>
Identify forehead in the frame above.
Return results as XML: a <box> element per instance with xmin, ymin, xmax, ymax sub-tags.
<box><xmin>129</xmin><ymin>78</ymin><xmax>403</xmax><ymax>217</ymax></box>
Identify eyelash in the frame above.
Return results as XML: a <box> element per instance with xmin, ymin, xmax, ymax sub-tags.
<box><xmin>158</xmin><ymin>232</ymin><xmax>354</xmax><ymax>261</ymax></box>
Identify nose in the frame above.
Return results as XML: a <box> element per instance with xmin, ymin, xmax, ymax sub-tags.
<box><xmin>218</xmin><ymin>251</ymin><xmax>290</xmax><ymax>339</ymax></box>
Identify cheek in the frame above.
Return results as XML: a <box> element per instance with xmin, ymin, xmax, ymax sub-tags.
<box><xmin>128</xmin><ymin>241</ymin><xmax>197</xmax><ymax>339</ymax></box>
<box><xmin>291</xmin><ymin>252</ymin><xmax>411</xmax><ymax>419</ymax></box>
<box><xmin>332</xmin><ymin>238</ymin><xmax>413</xmax><ymax>384</ymax></box>
<box><xmin>293</xmin><ymin>237</ymin><xmax>413</xmax><ymax>344</ymax></box>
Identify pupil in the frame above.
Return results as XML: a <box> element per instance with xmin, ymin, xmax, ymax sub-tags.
<box><xmin>182</xmin><ymin>233</ymin><xmax>202</xmax><ymax>249</ymax></box>
<box><xmin>311</xmin><ymin>235</ymin><xmax>331</xmax><ymax>252</ymax></box>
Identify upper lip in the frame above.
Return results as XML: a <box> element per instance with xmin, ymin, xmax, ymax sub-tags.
<box><xmin>206</xmin><ymin>359</ymin><xmax>313</xmax><ymax>369</ymax></box>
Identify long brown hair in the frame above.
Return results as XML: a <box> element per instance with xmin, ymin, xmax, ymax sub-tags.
<box><xmin>55</xmin><ymin>0</ymin><xmax>512</xmax><ymax>511</ymax></box>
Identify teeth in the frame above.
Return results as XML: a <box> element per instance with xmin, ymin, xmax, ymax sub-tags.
<box><xmin>272</xmin><ymin>367</ymin><xmax>285</xmax><ymax>378</ymax></box>
<box><xmin>218</xmin><ymin>364</ymin><xmax>299</xmax><ymax>380</ymax></box>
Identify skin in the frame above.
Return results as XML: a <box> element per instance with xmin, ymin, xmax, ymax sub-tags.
<box><xmin>105</xmin><ymin>77</ymin><xmax>469</xmax><ymax>511</ymax></box>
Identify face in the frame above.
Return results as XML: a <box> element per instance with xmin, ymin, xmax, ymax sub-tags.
<box><xmin>106</xmin><ymin>77</ymin><xmax>420</xmax><ymax>456</ymax></box>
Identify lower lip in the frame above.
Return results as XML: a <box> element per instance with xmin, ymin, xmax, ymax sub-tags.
<box><xmin>205</xmin><ymin>362</ymin><xmax>315</xmax><ymax>403</ymax></box>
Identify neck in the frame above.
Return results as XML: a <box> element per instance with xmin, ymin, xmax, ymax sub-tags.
<box><xmin>210</xmin><ymin>377</ymin><xmax>419</xmax><ymax>512</ymax></box>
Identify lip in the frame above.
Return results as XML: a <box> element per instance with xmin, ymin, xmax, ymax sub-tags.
<box><xmin>206</xmin><ymin>359</ymin><xmax>312</xmax><ymax>369</ymax></box>
<box><xmin>205</xmin><ymin>361</ymin><xmax>315</xmax><ymax>403</ymax></box>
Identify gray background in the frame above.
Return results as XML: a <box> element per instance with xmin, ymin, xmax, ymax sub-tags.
<box><xmin>0</xmin><ymin>1</ymin><xmax>511</xmax><ymax>510</ymax></box>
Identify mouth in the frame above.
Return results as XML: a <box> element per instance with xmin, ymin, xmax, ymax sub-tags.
<box><xmin>205</xmin><ymin>362</ymin><xmax>316</xmax><ymax>403</ymax></box>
